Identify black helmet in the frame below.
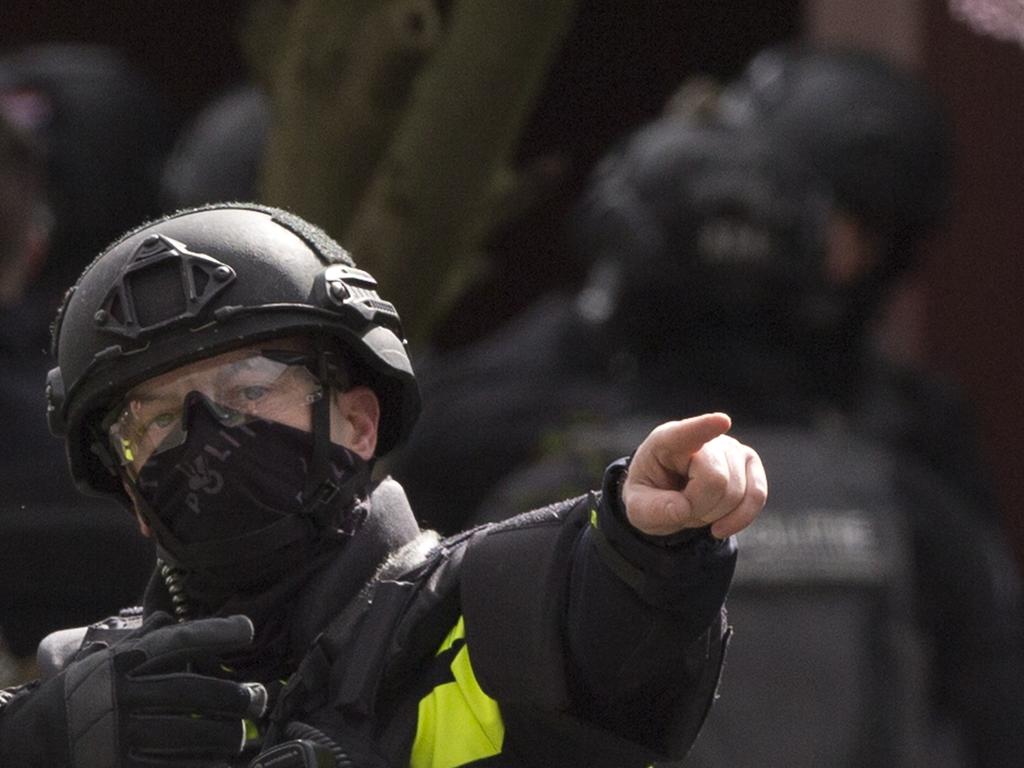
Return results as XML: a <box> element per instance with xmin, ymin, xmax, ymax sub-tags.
<box><xmin>159</xmin><ymin>85</ymin><xmax>270</xmax><ymax>211</ymax></box>
<box><xmin>719</xmin><ymin>45</ymin><xmax>954</xmax><ymax>242</ymax></box>
<box><xmin>0</xmin><ymin>44</ymin><xmax>174</xmax><ymax>301</ymax></box>
<box><xmin>572</xmin><ymin>117</ymin><xmax>831</xmax><ymax>345</ymax></box>
<box><xmin>47</xmin><ymin>203</ymin><xmax>420</xmax><ymax>502</ymax></box>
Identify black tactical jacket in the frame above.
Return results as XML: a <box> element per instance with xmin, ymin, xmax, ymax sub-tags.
<box><xmin>1</xmin><ymin>470</ymin><xmax>736</xmax><ymax>768</ymax></box>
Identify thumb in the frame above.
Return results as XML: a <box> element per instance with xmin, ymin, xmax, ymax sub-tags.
<box><xmin>623</xmin><ymin>413</ymin><xmax>734</xmax><ymax>537</ymax></box>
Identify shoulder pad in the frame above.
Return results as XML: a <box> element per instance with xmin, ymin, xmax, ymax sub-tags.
<box><xmin>461</xmin><ymin>495</ymin><xmax>591</xmax><ymax>708</ymax></box>
<box><xmin>36</xmin><ymin>626</ymin><xmax>89</xmax><ymax>680</ymax></box>
<box><xmin>371</xmin><ymin>530</ymin><xmax>441</xmax><ymax>583</ymax></box>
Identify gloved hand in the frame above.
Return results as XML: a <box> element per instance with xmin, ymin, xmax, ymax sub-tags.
<box><xmin>0</xmin><ymin>611</ymin><xmax>267</xmax><ymax>767</ymax></box>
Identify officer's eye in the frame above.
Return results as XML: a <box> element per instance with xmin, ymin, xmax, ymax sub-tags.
<box><xmin>240</xmin><ymin>385</ymin><xmax>269</xmax><ymax>402</ymax></box>
<box><xmin>151</xmin><ymin>411</ymin><xmax>178</xmax><ymax>429</ymax></box>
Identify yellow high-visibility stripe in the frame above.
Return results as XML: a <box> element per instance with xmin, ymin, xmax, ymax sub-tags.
<box><xmin>410</xmin><ymin>616</ymin><xmax>505</xmax><ymax>768</ymax></box>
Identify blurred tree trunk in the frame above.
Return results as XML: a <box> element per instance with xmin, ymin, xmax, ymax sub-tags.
<box><xmin>249</xmin><ymin>0</ymin><xmax>579</xmax><ymax>345</ymax></box>
<box><xmin>344</xmin><ymin>1</ymin><xmax>579</xmax><ymax>343</ymax></box>
<box><xmin>253</xmin><ymin>0</ymin><xmax>443</xmax><ymax>233</ymax></box>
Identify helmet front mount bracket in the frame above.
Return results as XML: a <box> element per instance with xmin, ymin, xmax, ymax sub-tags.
<box><xmin>94</xmin><ymin>234</ymin><xmax>237</xmax><ymax>341</ymax></box>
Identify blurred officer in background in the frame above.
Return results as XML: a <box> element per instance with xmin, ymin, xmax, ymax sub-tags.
<box><xmin>0</xmin><ymin>44</ymin><xmax>168</xmax><ymax>685</ymax></box>
<box><xmin>716</xmin><ymin>44</ymin><xmax>998</xmax><ymax>515</ymax></box>
<box><xmin>159</xmin><ymin>84</ymin><xmax>271</xmax><ymax>212</ymax></box>
<box><xmin>390</xmin><ymin>46</ymin><xmax>1024</xmax><ymax>766</ymax></box>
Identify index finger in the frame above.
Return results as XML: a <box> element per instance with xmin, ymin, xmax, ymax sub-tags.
<box><xmin>134</xmin><ymin>615</ymin><xmax>255</xmax><ymax>670</ymax></box>
<box><xmin>645</xmin><ymin>412</ymin><xmax>733</xmax><ymax>479</ymax></box>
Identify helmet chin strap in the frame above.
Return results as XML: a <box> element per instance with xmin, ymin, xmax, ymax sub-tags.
<box><xmin>302</xmin><ymin>338</ymin><xmax>345</xmax><ymax>528</ymax></box>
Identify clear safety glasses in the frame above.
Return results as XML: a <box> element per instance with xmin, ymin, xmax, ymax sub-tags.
<box><xmin>104</xmin><ymin>350</ymin><xmax>325</xmax><ymax>475</ymax></box>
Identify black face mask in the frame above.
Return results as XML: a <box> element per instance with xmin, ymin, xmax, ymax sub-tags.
<box><xmin>134</xmin><ymin>394</ymin><xmax>373</xmax><ymax>591</ymax></box>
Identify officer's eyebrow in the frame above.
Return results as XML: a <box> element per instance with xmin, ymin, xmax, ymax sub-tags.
<box><xmin>209</xmin><ymin>356</ymin><xmax>279</xmax><ymax>386</ymax></box>
<box><xmin>124</xmin><ymin>347</ymin><xmax>276</xmax><ymax>404</ymax></box>
<box><xmin>128</xmin><ymin>371</ymin><xmax>222</xmax><ymax>404</ymax></box>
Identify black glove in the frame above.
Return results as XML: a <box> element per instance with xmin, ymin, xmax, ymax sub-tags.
<box><xmin>0</xmin><ymin>611</ymin><xmax>267</xmax><ymax>767</ymax></box>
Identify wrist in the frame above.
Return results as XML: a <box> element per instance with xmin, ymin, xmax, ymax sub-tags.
<box><xmin>594</xmin><ymin>458</ymin><xmax>735</xmax><ymax>589</ymax></box>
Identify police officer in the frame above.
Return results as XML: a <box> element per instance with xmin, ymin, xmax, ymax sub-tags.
<box><xmin>0</xmin><ymin>203</ymin><xmax>766</xmax><ymax>767</ymax></box>
<box><xmin>716</xmin><ymin>45</ymin><xmax>1000</xmax><ymax>510</ymax></box>
<box><xmin>0</xmin><ymin>44</ymin><xmax>172</xmax><ymax>666</ymax></box>
<box><xmin>0</xmin><ymin>101</ymin><xmax>154</xmax><ymax>686</ymax></box>
<box><xmin>704</xmin><ymin>47</ymin><xmax>1023</xmax><ymax>766</ymax></box>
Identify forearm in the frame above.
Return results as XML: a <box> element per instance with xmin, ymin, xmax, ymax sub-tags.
<box><xmin>563</xmin><ymin>458</ymin><xmax>736</xmax><ymax>748</ymax></box>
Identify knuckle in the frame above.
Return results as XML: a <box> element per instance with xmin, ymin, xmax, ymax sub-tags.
<box><xmin>751</xmin><ymin>482</ymin><xmax>768</xmax><ymax>507</ymax></box>
<box><xmin>705</xmin><ymin>462</ymin><xmax>730</xmax><ymax>494</ymax></box>
<box><xmin>722</xmin><ymin>481</ymin><xmax>745</xmax><ymax>508</ymax></box>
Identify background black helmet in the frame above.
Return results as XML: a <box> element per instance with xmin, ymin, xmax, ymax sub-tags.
<box><xmin>718</xmin><ymin>45</ymin><xmax>954</xmax><ymax>245</ymax></box>
<box><xmin>0</xmin><ymin>44</ymin><xmax>174</xmax><ymax>304</ymax></box>
<box><xmin>572</xmin><ymin>116</ymin><xmax>832</xmax><ymax>350</ymax></box>
<box><xmin>47</xmin><ymin>203</ymin><xmax>420</xmax><ymax>501</ymax></box>
<box><xmin>159</xmin><ymin>85</ymin><xmax>270</xmax><ymax>211</ymax></box>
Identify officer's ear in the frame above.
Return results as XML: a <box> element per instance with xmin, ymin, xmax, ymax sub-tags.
<box><xmin>331</xmin><ymin>385</ymin><xmax>379</xmax><ymax>460</ymax></box>
<box><xmin>825</xmin><ymin>208</ymin><xmax>884</xmax><ymax>286</ymax></box>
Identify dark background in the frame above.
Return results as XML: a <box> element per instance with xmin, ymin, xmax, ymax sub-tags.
<box><xmin>4</xmin><ymin>0</ymin><xmax>1023</xmax><ymax>570</ymax></box>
